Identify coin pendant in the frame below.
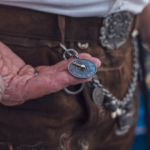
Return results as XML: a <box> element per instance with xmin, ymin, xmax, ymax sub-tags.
<box><xmin>92</xmin><ymin>87</ymin><xmax>104</xmax><ymax>105</ymax></box>
<box><xmin>68</xmin><ymin>58</ymin><xmax>97</xmax><ymax>78</ymax></box>
<box><xmin>115</xmin><ymin>112</ymin><xmax>133</xmax><ymax>135</ymax></box>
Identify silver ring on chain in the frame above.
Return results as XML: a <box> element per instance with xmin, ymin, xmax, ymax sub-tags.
<box><xmin>64</xmin><ymin>83</ymin><xmax>85</xmax><ymax>95</ymax></box>
<box><xmin>63</xmin><ymin>49</ymin><xmax>78</xmax><ymax>60</ymax></box>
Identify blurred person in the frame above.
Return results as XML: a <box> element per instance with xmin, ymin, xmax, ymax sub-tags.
<box><xmin>0</xmin><ymin>0</ymin><xmax>149</xmax><ymax>150</ymax></box>
<box><xmin>140</xmin><ymin>3</ymin><xmax>150</xmax><ymax>90</ymax></box>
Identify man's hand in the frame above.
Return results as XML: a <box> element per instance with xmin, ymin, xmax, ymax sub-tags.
<box><xmin>0</xmin><ymin>42</ymin><xmax>100</xmax><ymax>106</ymax></box>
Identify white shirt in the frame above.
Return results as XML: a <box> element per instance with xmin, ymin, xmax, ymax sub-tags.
<box><xmin>0</xmin><ymin>0</ymin><xmax>149</xmax><ymax>17</ymax></box>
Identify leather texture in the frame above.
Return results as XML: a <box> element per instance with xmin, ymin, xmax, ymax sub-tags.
<box><xmin>0</xmin><ymin>5</ymin><xmax>139</xmax><ymax>150</ymax></box>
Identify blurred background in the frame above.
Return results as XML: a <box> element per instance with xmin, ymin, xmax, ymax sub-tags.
<box><xmin>131</xmin><ymin>40</ymin><xmax>150</xmax><ymax>150</ymax></box>
<box><xmin>131</xmin><ymin>91</ymin><xmax>149</xmax><ymax>150</ymax></box>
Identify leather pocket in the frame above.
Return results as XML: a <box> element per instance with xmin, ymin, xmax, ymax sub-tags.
<box><xmin>97</xmin><ymin>40</ymin><xmax>133</xmax><ymax>99</ymax></box>
<box><xmin>75</xmin><ymin>39</ymin><xmax>132</xmax><ymax>100</ymax></box>
<box><xmin>0</xmin><ymin>34</ymin><xmax>61</xmax><ymax>67</ymax></box>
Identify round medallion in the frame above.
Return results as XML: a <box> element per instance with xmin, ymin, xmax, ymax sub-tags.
<box><xmin>92</xmin><ymin>87</ymin><xmax>104</xmax><ymax>105</ymax></box>
<box><xmin>68</xmin><ymin>59</ymin><xmax>97</xmax><ymax>78</ymax></box>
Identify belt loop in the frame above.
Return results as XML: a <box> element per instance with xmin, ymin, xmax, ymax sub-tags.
<box><xmin>58</xmin><ymin>15</ymin><xmax>66</xmax><ymax>44</ymax></box>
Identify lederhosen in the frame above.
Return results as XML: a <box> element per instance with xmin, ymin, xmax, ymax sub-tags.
<box><xmin>0</xmin><ymin>5</ymin><xmax>139</xmax><ymax>150</ymax></box>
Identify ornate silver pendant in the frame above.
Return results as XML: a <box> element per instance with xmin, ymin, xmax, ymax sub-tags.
<box><xmin>68</xmin><ymin>58</ymin><xmax>97</xmax><ymax>78</ymax></box>
<box><xmin>99</xmin><ymin>12</ymin><xmax>132</xmax><ymax>50</ymax></box>
<box><xmin>115</xmin><ymin>112</ymin><xmax>133</xmax><ymax>135</ymax></box>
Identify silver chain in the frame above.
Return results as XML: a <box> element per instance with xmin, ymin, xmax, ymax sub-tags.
<box><xmin>91</xmin><ymin>30</ymin><xmax>140</xmax><ymax>109</ymax></box>
<box><xmin>60</xmin><ymin>30</ymin><xmax>140</xmax><ymax>106</ymax></box>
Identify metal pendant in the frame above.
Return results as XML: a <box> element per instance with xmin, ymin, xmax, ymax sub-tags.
<box><xmin>99</xmin><ymin>12</ymin><xmax>132</xmax><ymax>50</ymax></box>
<box><xmin>115</xmin><ymin>112</ymin><xmax>133</xmax><ymax>135</ymax></box>
<box><xmin>60</xmin><ymin>43</ymin><xmax>97</xmax><ymax>95</ymax></box>
<box><xmin>92</xmin><ymin>87</ymin><xmax>104</xmax><ymax>105</ymax></box>
<box><xmin>60</xmin><ymin>43</ymin><xmax>97</xmax><ymax>79</ymax></box>
<box><xmin>68</xmin><ymin>58</ymin><xmax>97</xmax><ymax>79</ymax></box>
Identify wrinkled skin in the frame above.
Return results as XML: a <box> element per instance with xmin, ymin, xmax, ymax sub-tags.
<box><xmin>0</xmin><ymin>42</ymin><xmax>100</xmax><ymax>106</ymax></box>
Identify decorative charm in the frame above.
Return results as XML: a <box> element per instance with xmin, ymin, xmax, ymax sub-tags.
<box><xmin>111</xmin><ymin>108</ymin><xmax>122</xmax><ymax>119</ymax></box>
<box><xmin>86</xmin><ymin>32</ymin><xmax>139</xmax><ymax>135</ymax></box>
<box><xmin>68</xmin><ymin>58</ymin><xmax>97</xmax><ymax>78</ymax></box>
<box><xmin>115</xmin><ymin>112</ymin><xmax>133</xmax><ymax>135</ymax></box>
<box><xmin>60</xmin><ymin>43</ymin><xmax>97</xmax><ymax>79</ymax></box>
<box><xmin>111</xmin><ymin>112</ymin><xmax>117</xmax><ymax>119</ymax></box>
<box><xmin>116</xmin><ymin>108</ymin><xmax>122</xmax><ymax>116</ymax></box>
<box><xmin>99</xmin><ymin>12</ymin><xmax>132</xmax><ymax>50</ymax></box>
<box><xmin>92</xmin><ymin>87</ymin><xmax>104</xmax><ymax>105</ymax></box>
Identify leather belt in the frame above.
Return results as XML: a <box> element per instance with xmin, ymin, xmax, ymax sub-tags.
<box><xmin>0</xmin><ymin>4</ymin><xmax>135</xmax><ymax>44</ymax></box>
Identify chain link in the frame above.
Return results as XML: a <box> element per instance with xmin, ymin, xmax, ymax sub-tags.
<box><xmin>60</xmin><ymin>31</ymin><xmax>140</xmax><ymax>109</ymax></box>
<box><xmin>91</xmin><ymin>33</ymin><xmax>140</xmax><ymax>109</ymax></box>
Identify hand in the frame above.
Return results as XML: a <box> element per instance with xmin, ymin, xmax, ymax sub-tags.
<box><xmin>0</xmin><ymin>42</ymin><xmax>100</xmax><ymax>106</ymax></box>
<box><xmin>139</xmin><ymin>3</ymin><xmax>150</xmax><ymax>46</ymax></box>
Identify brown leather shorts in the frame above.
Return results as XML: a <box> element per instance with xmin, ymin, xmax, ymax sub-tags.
<box><xmin>0</xmin><ymin>5</ymin><xmax>139</xmax><ymax>150</ymax></box>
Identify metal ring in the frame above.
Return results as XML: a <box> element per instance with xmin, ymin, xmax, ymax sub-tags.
<box><xmin>64</xmin><ymin>83</ymin><xmax>85</xmax><ymax>95</ymax></box>
<box><xmin>63</xmin><ymin>49</ymin><xmax>78</xmax><ymax>60</ymax></box>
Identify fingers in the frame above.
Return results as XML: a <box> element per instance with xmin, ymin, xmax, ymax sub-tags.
<box><xmin>21</xmin><ymin>68</ymin><xmax>92</xmax><ymax>100</ymax></box>
<box><xmin>78</xmin><ymin>53</ymin><xmax>101</xmax><ymax>67</ymax></box>
<box><xmin>52</xmin><ymin>53</ymin><xmax>92</xmax><ymax>72</ymax></box>
<box><xmin>38</xmin><ymin>71</ymin><xmax>92</xmax><ymax>94</ymax></box>
<box><xmin>52</xmin><ymin>53</ymin><xmax>101</xmax><ymax>72</ymax></box>
<box><xmin>35</xmin><ymin>53</ymin><xmax>101</xmax><ymax>75</ymax></box>
<box><xmin>20</xmin><ymin>53</ymin><xmax>101</xmax><ymax>100</ymax></box>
